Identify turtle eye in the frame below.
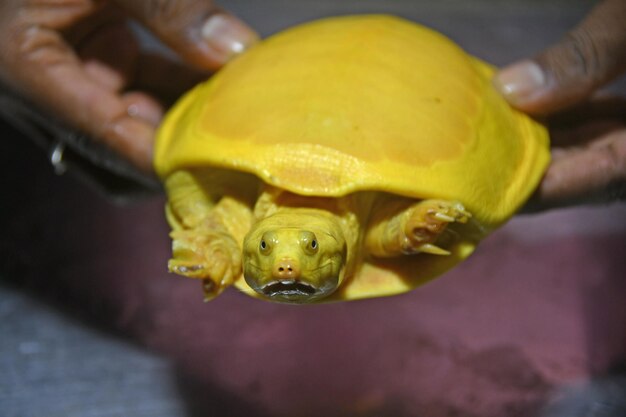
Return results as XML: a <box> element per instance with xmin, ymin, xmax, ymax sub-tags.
<box><xmin>304</xmin><ymin>238</ymin><xmax>319</xmax><ymax>255</ymax></box>
<box><xmin>300</xmin><ymin>231</ymin><xmax>319</xmax><ymax>255</ymax></box>
<box><xmin>260</xmin><ymin>239</ymin><xmax>271</xmax><ymax>255</ymax></box>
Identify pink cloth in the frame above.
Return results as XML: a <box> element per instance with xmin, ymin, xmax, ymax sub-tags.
<box><xmin>52</xmin><ymin>193</ymin><xmax>626</xmax><ymax>416</ymax></box>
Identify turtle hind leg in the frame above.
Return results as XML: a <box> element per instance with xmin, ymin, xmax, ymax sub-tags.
<box><xmin>365</xmin><ymin>199</ymin><xmax>471</xmax><ymax>258</ymax></box>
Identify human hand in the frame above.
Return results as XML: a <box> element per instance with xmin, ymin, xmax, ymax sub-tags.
<box><xmin>0</xmin><ymin>1</ymin><xmax>258</xmax><ymax>173</ymax></box>
<box><xmin>494</xmin><ymin>0</ymin><xmax>626</xmax><ymax>210</ymax></box>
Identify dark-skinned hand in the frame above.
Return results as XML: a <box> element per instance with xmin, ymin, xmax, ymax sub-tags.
<box><xmin>495</xmin><ymin>0</ymin><xmax>626</xmax><ymax>210</ymax></box>
<box><xmin>0</xmin><ymin>0</ymin><xmax>258</xmax><ymax>173</ymax></box>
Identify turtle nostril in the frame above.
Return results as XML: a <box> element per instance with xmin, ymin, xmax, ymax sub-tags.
<box><xmin>273</xmin><ymin>258</ymin><xmax>299</xmax><ymax>278</ymax></box>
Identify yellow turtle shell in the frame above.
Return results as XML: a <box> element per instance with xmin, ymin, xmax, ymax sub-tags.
<box><xmin>155</xmin><ymin>15</ymin><xmax>550</xmax><ymax>300</ymax></box>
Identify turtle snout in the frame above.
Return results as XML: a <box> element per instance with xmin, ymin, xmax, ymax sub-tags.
<box><xmin>273</xmin><ymin>257</ymin><xmax>301</xmax><ymax>279</ymax></box>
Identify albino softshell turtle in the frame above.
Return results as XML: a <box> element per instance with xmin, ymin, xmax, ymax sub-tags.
<box><xmin>154</xmin><ymin>15</ymin><xmax>550</xmax><ymax>303</ymax></box>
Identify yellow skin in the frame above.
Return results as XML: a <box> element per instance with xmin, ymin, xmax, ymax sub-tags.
<box><xmin>242</xmin><ymin>211</ymin><xmax>348</xmax><ymax>303</ymax></box>
<box><xmin>156</xmin><ymin>16</ymin><xmax>550</xmax><ymax>302</ymax></box>
<box><xmin>165</xmin><ymin>170</ymin><xmax>470</xmax><ymax>303</ymax></box>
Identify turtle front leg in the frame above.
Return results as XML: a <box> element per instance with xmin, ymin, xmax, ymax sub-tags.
<box><xmin>165</xmin><ymin>170</ymin><xmax>253</xmax><ymax>300</ymax></box>
<box><xmin>365</xmin><ymin>199</ymin><xmax>471</xmax><ymax>258</ymax></box>
<box><xmin>169</xmin><ymin>227</ymin><xmax>242</xmax><ymax>299</ymax></box>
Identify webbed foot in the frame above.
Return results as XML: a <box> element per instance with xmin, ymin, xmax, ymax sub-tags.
<box><xmin>403</xmin><ymin>200</ymin><xmax>471</xmax><ymax>255</ymax></box>
<box><xmin>169</xmin><ymin>230</ymin><xmax>241</xmax><ymax>299</ymax></box>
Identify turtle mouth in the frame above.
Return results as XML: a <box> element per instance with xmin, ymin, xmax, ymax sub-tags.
<box><xmin>261</xmin><ymin>280</ymin><xmax>318</xmax><ymax>298</ymax></box>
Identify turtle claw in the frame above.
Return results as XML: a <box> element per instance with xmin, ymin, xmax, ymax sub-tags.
<box><xmin>169</xmin><ymin>264</ymin><xmax>202</xmax><ymax>278</ymax></box>
<box><xmin>417</xmin><ymin>243</ymin><xmax>451</xmax><ymax>256</ymax></box>
<box><xmin>426</xmin><ymin>201</ymin><xmax>471</xmax><ymax>224</ymax></box>
<box><xmin>433</xmin><ymin>212</ymin><xmax>456</xmax><ymax>222</ymax></box>
<box><xmin>202</xmin><ymin>280</ymin><xmax>217</xmax><ymax>302</ymax></box>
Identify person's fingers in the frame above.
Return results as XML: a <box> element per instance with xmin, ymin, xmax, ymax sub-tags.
<box><xmin>548</xmin><ymin>96</ymin><xmax>626</xmax><ymax>125</ymax></box>
<box><xmin>132</xmin><ymin>53</ymin><xmax>208</xmax><ymax>106</ymax></box>
<box><xmin>116</xmin><ymin>0</ymin><xmax>259</xmax><ymax>69</ymax></box>
<box><xmin>547</xmin><ymin>96</ymin><xmax>626</xmax><ymax>147</ymax></box>
<box><xmin>533</xmin><ymin>128</ymin><xmax>626</xmax><ymax>208</ymax></box>
<box><xmin>0</xmin><ymin>4</ymin><xmax>155</xmax><ymax>172</ymax></box>
<box><xmin>494</xmin><ymin>0</ymin><xmax>626</xmax><ymax>114</ymax></box>
<box><xmin>61</xmin><ymin>5</ymin><xmax>137</xmax><ymax>91</ymax></box>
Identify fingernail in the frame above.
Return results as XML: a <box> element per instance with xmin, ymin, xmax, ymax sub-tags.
<box><xmin>127</xmin><ymin>102</ymin><xmax>162</xmax><ymax>126</ymax></box>
<box><xmin>494</xmin><ymin>60</ymin><xmax>546</xmax><ymax>106</ymax></box>
<box><xmin>201</xmin><ymin>14</ymin><xmax>259</xmax><ymax>62</ymax></box>
<box><xmin>123</xmin><ymin>92</ymin><xmax>163</xmax><ymax>127</ymax></box>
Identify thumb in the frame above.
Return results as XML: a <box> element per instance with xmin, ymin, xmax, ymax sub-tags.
<box><xmin>116</xmin><ymin>0</ymin><xmax>259</xmax><ymax>70</ymax></box>
<box><xmin>494</xmin><ymin>0</ymin><xmax>626</xmax><ymax>115</ymax></box>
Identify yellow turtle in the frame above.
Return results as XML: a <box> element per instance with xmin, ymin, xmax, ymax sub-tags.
<box><xmin>154</xmin><ymin>15</ymin><xmax>550</xmax><ymax>303</ymax></box>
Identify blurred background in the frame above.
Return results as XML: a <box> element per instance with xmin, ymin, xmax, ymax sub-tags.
<box><xmin>1</xmin><ymin>1</ymin><xmax>625</xmax><ymax>416</ymax></box>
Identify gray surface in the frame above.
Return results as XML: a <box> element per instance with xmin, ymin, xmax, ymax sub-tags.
<box><xmin>0</xmin><ymin>287</ymin><xmax>185</xmax><ymax>417</ymax></box>
<box><xmin>1</xmin><ymin>1</ymin><xmax>620</xmax><ymax>417</ymax></box>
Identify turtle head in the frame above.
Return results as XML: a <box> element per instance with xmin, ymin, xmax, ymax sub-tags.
<box><xmin>242</xmin><ymin>211</ymin><xmax>347</xmax><ymax>304</ymax></box>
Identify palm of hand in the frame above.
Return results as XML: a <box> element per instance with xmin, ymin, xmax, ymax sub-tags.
<box><xmin>0</xmin><ymin>1</ymin><xmax>204</xmax><ymax>172</ymax></box>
